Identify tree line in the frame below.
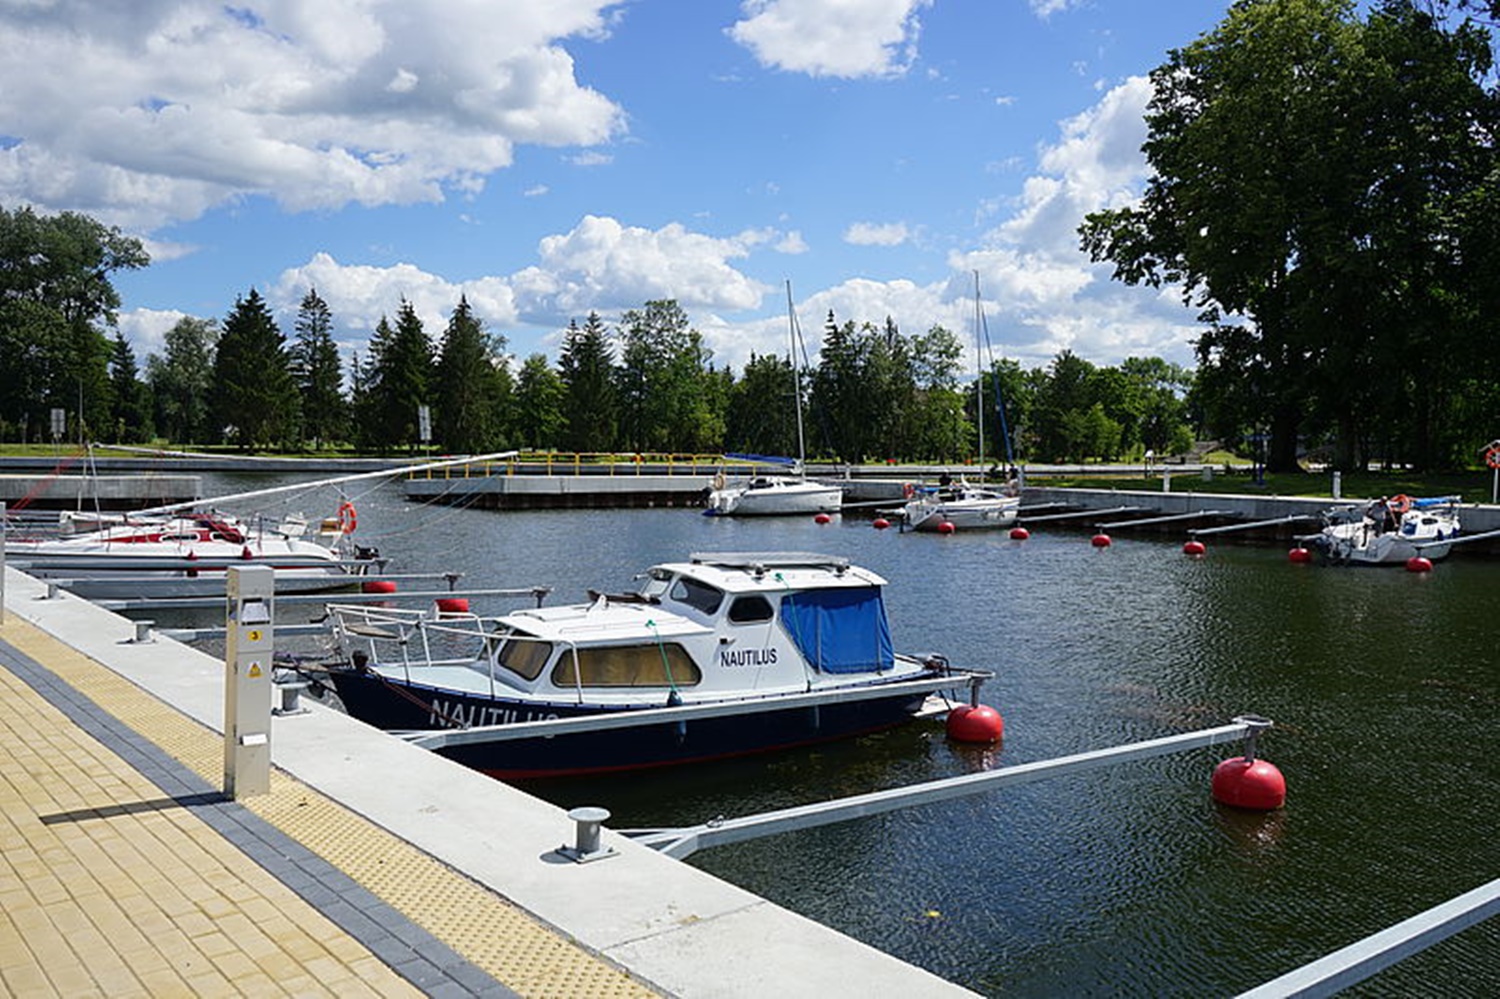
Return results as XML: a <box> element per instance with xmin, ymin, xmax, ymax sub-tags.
<box><xmin>0</xmin><ymin>239</ymin><xmax>1201</xmax><ymax>464</ymax></box>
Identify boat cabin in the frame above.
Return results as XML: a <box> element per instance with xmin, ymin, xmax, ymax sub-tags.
<box><xmin>333</xmin><ymin>552</ymin><xmax>909</xmax><ymax>707</ymax></box>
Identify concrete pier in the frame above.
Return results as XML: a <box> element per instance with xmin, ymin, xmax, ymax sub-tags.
<box><xmin>0</xmin><ymin>473</ymin><xmax>200</xmax><ymax>511</ymax></box>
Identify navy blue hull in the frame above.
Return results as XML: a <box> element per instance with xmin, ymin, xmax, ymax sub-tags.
<box><xmin>328</xmin><ymin>670</ymin><xmax>931</xmax><ymax>779</ymax></box>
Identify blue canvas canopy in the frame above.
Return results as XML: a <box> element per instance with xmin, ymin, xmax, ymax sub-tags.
<box><xmin>779</xmin><ymin>586</ymin><xmax>895</xmax><ymax>674</ymax></box>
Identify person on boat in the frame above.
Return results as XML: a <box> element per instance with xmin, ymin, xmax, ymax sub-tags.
<box><xmin>937</xmin><ymin>473</ymin><xmax>956</xmax><ymax>500</ymax></box>
<box><xmin>1365</xmin><ymin>497</ymin><xmax>1397</xmax><ymax>534</ymax></box>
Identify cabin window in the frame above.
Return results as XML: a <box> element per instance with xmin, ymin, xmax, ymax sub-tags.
<box><xmin>728</xmin><ymin>595</ymin><xmax>774</xmax><ymax>624</ymax></box>
<box><xmin>495</xmin><ymin>633</ymin><xmax>552</xmax><ymax>680</ymax></box>
<box><xmin>669</xmin><ymin>577</ymin><xmax>724</xmax><ymax>615</ymax></box>
<box><xmin>551</xmin><ymin>643</ymin><xmax>703</xmax><ymax>688</ymax></box>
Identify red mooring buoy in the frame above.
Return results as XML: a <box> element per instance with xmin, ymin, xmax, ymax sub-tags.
<box><xmin>937</xmin><ymin>520</ymin><xmax>956</xmax><ymax>535</ymax></box>
<box><xmin>1091</xmin><ymin>533</ymin><xmax>1112</xmax><ymax>548</ymax></box>
<box><xmin>362</xmin><ymin>580</ymin><xmax>398</xmax><ymax>594</ymax></box>
<box><xmin>946</xmin><ymin>704</ymin><xmax>1004</xmax><ymax>743</ymax></box>
<box><xmin>1288</xmin><ymin>547</ymin><xmax>1313</xmax><ymax>564</ymax></box>
<box><xmin>1405</xmin><ymin>556</ymin><xmax>1433</xmax><ymax>573</ymax></box>
<box><xmin>814</xmin><ymin>512</ymin><xmax>832</xmax><ymax>524</ymax></box>
<box><xmin>1183</xmin><ymin>539</ymin><xmax>1207</xmax><ymax>557</ymax></box>
<box><xmin>435</xmin><ymin>597</ymin><xmax>470</xmax><ymax>616</ymax></box>
<box><xmin>1211</xmin><ymin>756</ymin><xmax>1286</xmax><ymax>811</ymax></box>
<box><xmin>872</xmin><ymin>517</ymin><xmax>891</xmax><ymax>530</ymax></box>
<box><xmin>1009</xmin><ymin>526</ymin><xmax>1029</xmax><ymax>540</ymax></box>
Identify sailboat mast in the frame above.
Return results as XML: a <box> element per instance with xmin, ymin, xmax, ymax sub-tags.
<box><xmin>974</xmin><ymin>270</ymin><xmax>985</xmax><ymax>466</ymax></box>
<box><xmin>787</xmin><ymin>280</ymin><xmax>809</xmax><ymax>476</ymax></box>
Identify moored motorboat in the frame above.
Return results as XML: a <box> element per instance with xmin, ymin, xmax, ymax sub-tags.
<box><xmin>901</xmin><ymin>477</ymin><xmax>1020</xmax><ymax>532</ymax></box>
<box><xmin>1312</xmin><ymin>494</ymin><xmax>1462</xmax><ymax>565</ymax></box>
<box><xmin>321</xmin><ymin>551</ymin><xmax>989</xmax><ymax>778</ymax></box>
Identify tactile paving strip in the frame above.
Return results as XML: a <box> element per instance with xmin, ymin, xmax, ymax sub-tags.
<box><xmin>3</xmin><ymin>620</ymin><xmax>657</xmax><ymax>999</ymax></box>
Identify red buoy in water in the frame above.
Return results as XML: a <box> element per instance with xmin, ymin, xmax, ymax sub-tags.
<box><xmin>872</xmin><ymin>517</ymin><xmax>891</xmax><ymax>530</ymax></box>
<box><xmin>435</xmin><ymin>597</ymin><xmax>470</xmax><ymax>616</ymax></box>
<box><xmin>946</xmin><ymin>704</ymin><xmax>1004</xmax><ymax>743</ymax></box>
<box><xmin>1091</xmin><ymin>533</ymin><xmax>1112</xmax><ymax>548</ymax></box>
<box><xmin>814</xmin><ymin>513</ymin><xmax>832</xmax><ymax>524</ymax></box>
<box><xmin>1009</xmin><ymin>526</ymin><xmax>1029</xmax><ymax>540</ymax></box>
<box><xmin>1405</xmin><ymin>556</ymin><xmax>1433</xmax><ymax>573</ymax></box>
<box><xmin>1288</xmin><ymin>547</ymin><xmax>1313</xmax><ymax>564</ymax></box>
<box><xmin>362</xmin><ymin>580</ymin><xmax>397</xmax><ymax>594</ymax></box>
<box><xmin>1212</xmin><ymin>756</ymin><xmax>1286</xmax><ymax>811</ymax></box>
<box><xmin>1183</xmin><ymin>539</ymin><xmax>1207</xmax><ymax>557</ymax></box>
<box><xmin>937</xmin><ymin>520</ymin><xmax>956</xmax><ymax>535</ymax></box>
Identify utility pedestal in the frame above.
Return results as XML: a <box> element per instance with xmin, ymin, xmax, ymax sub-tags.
<box><xmin>224</xmin><ymin>565</ymin><xmax>274</xmax><ymax>798</ymax></box>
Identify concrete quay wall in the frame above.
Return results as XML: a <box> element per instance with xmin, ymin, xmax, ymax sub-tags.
<box><xmin>0</xmin><ymin>472</ymin><xmax>201</xmax><ymax>510</ymax></box>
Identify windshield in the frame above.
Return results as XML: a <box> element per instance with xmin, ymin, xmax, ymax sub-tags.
<box><xmin>493</xmin><ymin>629</ymin><xmax>552</xmax><ymax>681</ymax></box>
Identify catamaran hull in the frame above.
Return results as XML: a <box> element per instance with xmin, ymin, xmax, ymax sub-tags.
<box><xmin>327</xmin><ymin>671</ymin><xmax>933</xmax><ymax>779</ymax></box>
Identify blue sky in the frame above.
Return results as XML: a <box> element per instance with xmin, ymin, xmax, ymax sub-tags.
<box><xmin>0</xmin><ymin>1</ymin><xmax>1233</xmax><ymax>377</ymax></box>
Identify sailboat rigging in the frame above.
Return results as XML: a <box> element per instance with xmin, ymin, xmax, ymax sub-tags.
<box><xmin>703</xmin><ymin>282</ymin><xmax>843</xmax><ymax>516</ymax></box>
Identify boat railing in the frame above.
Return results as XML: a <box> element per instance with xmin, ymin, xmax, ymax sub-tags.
<box><xmin>329</xmin><ymin>603</ymin><xmax>495</xmax><ymax>682</ymax></box>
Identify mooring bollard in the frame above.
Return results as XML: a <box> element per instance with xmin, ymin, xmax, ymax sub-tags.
<box><xmin>132</xmin><ymin>620</ymin><xmax>155</xmax><ymax>644</ymax></box>
<box><xmin>273</xmin><ymin>681</ymin><xmax>309</xmax><ymax>716</ymax></box>
<box><xmin>559</xmin><ymin>806</ymin><xmax>616</xmax><ymax>863</ymax></box>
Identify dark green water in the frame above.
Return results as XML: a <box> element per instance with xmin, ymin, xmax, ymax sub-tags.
<box><xmin>215</xmin><ymin>475</ymin><xmax>1500</xmax><ymax>996</ymax></box>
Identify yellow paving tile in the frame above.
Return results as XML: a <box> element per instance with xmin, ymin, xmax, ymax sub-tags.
<box><xmin>2</xmin><ymin>617</ymin><xmax>662</xmax><ymax>999</ymax></box>
<box><xmin>0</xmin><ymin>627</ymin><xmax>422</xmax><ymax>999</ymax></box>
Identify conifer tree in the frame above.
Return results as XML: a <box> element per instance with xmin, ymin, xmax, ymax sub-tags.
<box><xmin>558</xmin><ymin>312</ymin><xmax>617</xmax><ymax>452</ymax></box>
<box><xmin>210</xmin><ymin>289</ymin><xmax>300</xmax><ymax>449</ymax></box>
<box><xmin>434</xmin><ymin>296</ymin><xmax>507</xmax><ymax>453</ymax></box>
<box><xmin>290</xmin><ymin>289</ymin><xmax>347</xmax><ymax>447</ymax></box>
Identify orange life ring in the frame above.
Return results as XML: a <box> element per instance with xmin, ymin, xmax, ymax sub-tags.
<box><xmin>903</xmin><ymin>482</ymin><xmax>916</xmax><ymax>499</ymax></box>
<box><xmin>1389</xmin><ymin>495</ymin><xmax>1412</xmax><ymax>515</ymax></box>
<box><xmin>337</xmin><ymin>501</ymin><xmax>358</xmax><ymax>534</ymax></box>
<box><xmin>1487</xmin><ymin>447</ymin><xmax>1500</xmax><ymax>470</ymax></box>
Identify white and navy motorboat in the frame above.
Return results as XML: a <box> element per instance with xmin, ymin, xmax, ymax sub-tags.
<box><xmin>322</xmin><ymin>552</ymin><xmax>988</xmax><ymax>779</ymax></box>
<box><xmin>1312</xmin><ymin>494</ymin><xmax>1462</xmax><ymax>565</ymax></box>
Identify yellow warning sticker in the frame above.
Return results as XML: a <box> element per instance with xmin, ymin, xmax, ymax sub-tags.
<box><xmin>248</xmin><ymin>629</ymin><xmax>263</xmax><ymax>642</ymax></box>
<box><xmin>248</xmin><ymin>663</ymin><xmax>263</xmax><ymax>678</ymax></box>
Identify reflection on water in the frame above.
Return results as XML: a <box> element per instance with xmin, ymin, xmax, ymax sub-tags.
<box><xmin>196</xmin><ymin>474</ymin><xmax>1500</xmax><ymax>997</ymax></box>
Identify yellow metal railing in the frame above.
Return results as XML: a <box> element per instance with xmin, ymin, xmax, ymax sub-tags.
<box><xmin>412</xmin><ymin>452</ymin><xmax>735</xmax><ymax>480</ymax></box>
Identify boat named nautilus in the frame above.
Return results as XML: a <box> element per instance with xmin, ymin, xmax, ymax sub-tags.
<box><xmin>322</xmin><ymin>552</ymin><xmax>990</xmax><ymax>778</ymax></box>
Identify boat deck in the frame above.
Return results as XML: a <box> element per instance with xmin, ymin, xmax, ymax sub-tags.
<box><xmin>1</xmin><ymin>568</ymin><xmax>976</xmax><ymax>998</ymax></box>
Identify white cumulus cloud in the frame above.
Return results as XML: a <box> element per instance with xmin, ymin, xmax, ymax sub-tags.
<box><xmin>0</xmin><ymin>1</ymin><xmax>626</xmax><ymax>231</ymax></box>
<box><xmin>729</xmin><ymin>0</ymin><xmax>932</xmax><ymax>79</ymax></box>
<box><xmin>844</xmin><ymin>221</ymin><xmax>910</xmax><ymax>246</ymax></box>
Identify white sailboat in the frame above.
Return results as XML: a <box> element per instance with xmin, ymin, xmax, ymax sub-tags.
<box><xmin>901</xmin><ymin>273</ymin><xmax>1018</xmax><ymax>532</ymax></box>
<box><xmin>5</xmin><ymin>450</ymin><xmax>518</xmax><ymax>598</ymax></box>
<box><xmin>704</xmin><ymin>283</ymin><xmax>842</xmax><ymax>517</ymax></box>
